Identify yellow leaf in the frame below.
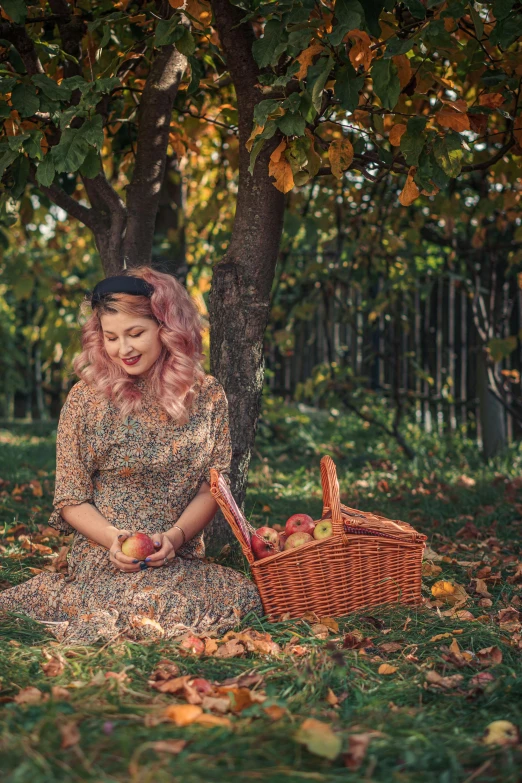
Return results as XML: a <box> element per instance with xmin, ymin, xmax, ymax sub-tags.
<box><xmin>389</xmin><ymin>123</ymin><xmax>406</xmax><ymax>146</ymax></box>
<box><xmin>295</xmin><ymin>42</ymin><xmax>323</xmax><ymax>80</ymax></box>
<box><xmin>422</xmin><ymin>562</ymin><xmax>442</xmax><ymax>576</ymax></box>
<box><xmin>295</xmin><ymin>718</ymin><xmax>342</xmax><ymax>760</ymax></box>
<box><xmin>150</xmin><ymin>739</ymin><xmax>187</xmax><ymax>754</ymax></box>
<box><xmin>347</xmin><ymin>30</ymin><xmax>373</xmax><ymax>71</ymax></box>
<box><xmin>392</xmin><ymin>54</ymin><xmax>411</xmax><ymax>88</ymax></box>
<box><xmin>483</xmin><ymin>720</ymin><xmax>519</xmax><ymax>746</ymax></box>
<box><xmin>378</xmin><ymin>664</ymin><xmax>398</xmax><ymax>675</ymax></box>
<box><xmin>431</xmin><ymin>580</ymin><xmax>469</xmax><ymax>605</ymax></box>
<box><xmin>326</xmin><ymin>688</ymin><xmax>339</xmax><ymax>705</ymax></box>
<box><xmin>435</xmin><ymin>108</ymin><xmax>470</xmax><ymax>132</ymax></box>
<box><xmin>328</xmin><ymin>138</ymin><xmax>354</xmax><ymax>179</ymax></box>
<box><xmin>399</xmin><ymin>168</ymin><xmax>420</xmax><ymax>206</ymax></box>
<box><xmin>268</xmin><ymin>157</ymin><xmax>295</xmax><ymax>193</ymax></box>
<box><xmin>193</xmin><ymin>713</ymin><xmax>232</xmax><ymax>728</ymax></box>
<box><xmin>270</xmin><ymin>139</ymin><xmax>286</xmax><ymax>163</ymax></box>
<box><xmin>59</xmin><ymin>720</ymin><xmax>80</xmax><ymax>749</ymax></box>
<box><xmin>163</xmin><ymin>704</ymin><xmax>203</xmax><ymax>726</ymax></box>
<box><xmin>430</xmin><ymin>632</ymin><xmax>453</xmax><ymax>642</ymax></box>
<box><xmin>246</xmin><ymin>124</ymin><xmax>264</xmax><ymax>153</ymax></box>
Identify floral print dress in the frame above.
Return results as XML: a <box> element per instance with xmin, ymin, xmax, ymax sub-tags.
<box><xmin>0</xmin><ymin>374</ymin><xmax>262</xmax><ymax>643</ymax></box>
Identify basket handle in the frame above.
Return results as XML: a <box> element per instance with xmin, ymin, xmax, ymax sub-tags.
<box><xmin>210</xmin><ymin>469</ymin><xmax>255</xmax><ymax>565</ymax></box>
<box><xmin>320</xmin><ymin>456</ymin><xmax>344</xmax><ymax>536</ymax></box>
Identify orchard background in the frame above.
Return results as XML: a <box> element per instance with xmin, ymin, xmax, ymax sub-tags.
<box><xmin>0</xmin><ymin>2</ymin><xmax>522</xmax><ymax>780</ymax></box>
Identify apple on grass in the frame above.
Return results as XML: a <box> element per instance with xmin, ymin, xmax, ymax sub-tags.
<box><xmin>252</xmin><ymin>526</ymin><xmax>282</xmax><ymax>560</ymax></box>
<box><xmin>121</xmin><ymin>532</ymin><xmax>156</xmax><ymax>560</ymax></box>
<box><xmin>313</xmin><ymin>519</ymin><xmax>333</xmax><ymax>541</ymax></box>
<box><xmin>284</xmin><ymin>531</ymin><xmax>314</xmax><ymax>550</ymax></box>
<box><xmin>285</xmin><ymin>513</ymin><xmax>315</xmax><ymax>537</ymax></box>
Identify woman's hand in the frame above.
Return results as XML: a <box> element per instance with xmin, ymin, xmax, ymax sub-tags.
<box><xmin>143</xmin><ymin>532</ymin><xmax>177</xmax><ymax>568</ymax></box>
<box><xmin>108</xmin><ymin>530</ymin><xmax>142</xmax><ymax>573</ymax></box>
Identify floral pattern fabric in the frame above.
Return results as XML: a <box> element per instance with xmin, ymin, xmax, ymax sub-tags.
<box><xmin>0</xmin><ymin>375</ymin><xmax>262</xmax><ymax>643</ymax></box>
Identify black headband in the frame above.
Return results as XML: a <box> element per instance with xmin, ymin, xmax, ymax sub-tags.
<box><xmin>90</xmin><ymin>275</ymin><xmax>154</xmax><ymax>306</ymax></box>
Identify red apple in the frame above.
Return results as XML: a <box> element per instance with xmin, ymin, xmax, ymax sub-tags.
<box><xmin>313</xmin><ymin>519</ymin><xmax>333</xmax><ymax>541</ymax></box>
<box><xmin>285</xmin><ymin>513</ymin><xmax>315</xmax><ymax>537</ymax></box>
<box><xmin>252</xmin><ymin>526</ymin><xmax>282</xmax><ymax>560</ymax></box>
<box><xmin>121</xmin><ymin>532</ymin><xmax>156</xmax><ymax>560</ymax></box>
<box><xmin>284</xmin><ymin>531</ymin><xmax>314</xmax><ymax>550</ymax></box>
<box><xmin>279</xmin><ymin>531</ymin><xmax>288</xmax><ymax>549</ymax></box>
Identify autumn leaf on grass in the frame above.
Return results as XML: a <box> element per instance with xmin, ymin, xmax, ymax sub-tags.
<box><xmin>378</xmin><ymin>664</ymin><xmax>398</xmax><ymax>675</ymax></box>
<box><xmin>41</xmin><ymin>651</ymin><xmax>65</xmax><ymax>677</ymax></box>
<box><xmin>399</xmin><ymin>168</ymin><xmax>419</xmax><ymax>206</ymax></box>
<box><xmin>14</xmin><ymin>687</ymin><xmax>46</xmax><ymax>704</ymax></box>
<box><xmin>435</xmin><ymin>107</ymin><xmax>470</xmax><ymax>132</ymax></box>
<box><xmin>295</xmin><ymin>718</ymin><xmax>342</xmax><ymax>760</ymax></box>
<box><xmin>163</xmin><ymin>704</ymin><xmax>203</xmax><ymax>726</ymax></box>
<box><xmin>431</xmin><ymin>580</ymin><xmax>469</xmax><ymax>606</ymax></box>
<box><xmin>470</xmin><ymin>672</ymin><xmax>495</xmax><ymax>689</ymax></box>
<box><xmin>343</xmin><ymin>630</ymin><xmax>372</xmax><ymax>649</ymax></box>
<box><xmin>476</xmin><ymin>646</ymin><xmax>503</xmax><ymax>666</ymax></box>
<box><xmin>328</xmin><ymin>138</ymin><xmax>354</xmax><ymax>179</ymax></box>
<box><xmin>389</xmin><ymin>123</ymin><xmax>406</xmax><ymax>146</ymax></box>
<box><xmin>482</xmin><ymin>721</ymin><xmax>520</xmax><ymax>747</ymax></box>
<box><xmin>268</xmin><ymin>140</ymin><xmax>294</xmax><ymax>194</ymax></box>
<box><xmin>422</xmin><ymin>562</ymin><xmax>442</xmax><ymax>576</ymax></box>
<box><xmin>295</xmin><ymin>42</ymin><xmax>323</xmax><ymax>80</ymax></box>
<box><xmin>343</xmin><ymin>732</ymin><xmax>384</xmax><ymax>771</ymax></box>
<box><xmin>469</xmin><ymin>578</ymin><xmax>491</xmax><ymax>599</ymax></box>
<box><xmin>423</xmin><ymin>545</ymin><xmax>443</xmax><ymax>562</ymax></box>
<box><xmin>179</xmin><ymin>634</ymin><xmax>205</xmax><ymax>656</ymax></box>
<box><xmin>263</xmin><ymin>704</ymin><xmax>287</xmax><ymax>721</ymax></box>
<box><xmin>424</xmin><ymin>671</ymin><xmax>464</xmax><ymax>690</ymax></box>
<box><xmin>59</xmin><ymin>720</ymin><xmax>80</xmax><ymax>750</ymax></box>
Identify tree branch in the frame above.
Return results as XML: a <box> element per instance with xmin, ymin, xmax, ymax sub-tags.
<box><xmin>0</xmin><ymin>22</ymin><xmax>44</xmax><ymax>75</ymax></box>
<box><xmin>30</xmin><ymin>168</ymin><xmax>97</xmax><ymax>230</ymax></box>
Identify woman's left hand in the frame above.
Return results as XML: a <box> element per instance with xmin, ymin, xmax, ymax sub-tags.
<box><xmin>144</xmin><ymin>532</ymin><xmax>176</xmax><ymax>568</ymax></box>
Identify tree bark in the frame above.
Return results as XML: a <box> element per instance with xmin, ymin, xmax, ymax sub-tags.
<box><xmin>153</xmin><ymin>154</ymin><xmax>188</xmax><ymax>283</ymax></box>
<box><xmin>477</xmin><ymin>349</ymin><xmax>506</xmax><ymax>461</ymax></box>
<box><xmin>206</xmin><ymin>0</ymin><xmax>285</xmax><ymax>552</ymax></box>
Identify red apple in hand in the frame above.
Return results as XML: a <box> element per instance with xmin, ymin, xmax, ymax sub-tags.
<box><xmin>121</xmin><ymin>532</ymin><xmax>156</xmax><ymax>560</ymax></box>
<box><xmin>284</xmin><ymin>531</ymin><xmax>314</xmax><ymax>550</ymax></box>
<box><xmin>313</xmin><ymin>519</ymin><xmax>333</xmax><ymax>541</ymax></box>
<box><xmin>252</xmin><ymin>526</ymin><xmax>282</xmax><ymax>560</ymax></box>
<box><xmin>285</xmin><ymin>513</ymin><xmax>315</xmax><ymax>537</ymax></box>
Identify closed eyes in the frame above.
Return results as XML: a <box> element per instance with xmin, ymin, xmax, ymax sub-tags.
<box><xmin>106</xmin><ymin>333</ymin><xmax>143</xmax><ymax>342</ymax></box>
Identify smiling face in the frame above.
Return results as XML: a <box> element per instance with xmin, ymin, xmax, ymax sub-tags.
<box><xmin>100</xmin><ymin>311</ymin><xmax>163</xmax><ymax>378</ymax></box>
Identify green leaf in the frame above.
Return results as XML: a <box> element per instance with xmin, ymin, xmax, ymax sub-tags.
<box><xmin>469</xmin><ymin>5</ymin><xmax>484</xmax><ymax>39</ymax></box>
<box><xmin>329</xmin><ymin>0</ymin><xmax>365</xmax><ymax>46</ymax></box>
<box><xmin>429</xmin><ymin>154</ymin><xmax>450</xmax><ymax>188</ymax></box>
<box><xmin>253</xmin><ymin>99</ymin><xmax>280</xmax><ymax>126</ymax></box>
<box><xmin>362</xmin><ymin>0</ymin><xmax>385</xmax><ymax>37</ymax></box>
<box><xmin>176</xmin><ymin>28</ymin><xmax>196</xmax><ymax>56</ymax></box>
<box><xmin>7</xmin><ymin>133</ymin><xmax>30</xmax><ymax>152</ymax></box>
<box><xmin>488</xmin><ymin>336</ymin><xmax>517</xmax><ymax>362</ymax></box>
<box><xmin>0</xmin><ymin>77</ymin><xmax>17</xmax><ymax>94</ymax></box>
<box><xmin>155</xmin><ymin>19</ymin><xmax>177</xmax><ymax>47</ymax></box>
<box><xmin>277</xmin><ymin>111</ymin><xmax>306</xmax><ymax>137</ymax></box>
<box><xmin>294</xmin><ymin>719</ymin><xmax>342</xmax><ymax>761</ymax></box>
<box><xmin>23</xmin><ymin>131</ymin><xmax>44</xmax><ymax>161</ymax></box>
<box><xmin>79</xmin><ymin>147</ymin><xmax>101</xmax><ymax>179</ymax></box>
<box><xmin>187</xmin><ymin>55</ymin><xmax>205</xmax><ymax>96</ymax></box>
<box><xmin>61</xmin><ymin>76</ymin><xmax>89</xmax><ymax>93</ymax></box>
<box><xmin>32</xmin><ymin>74</ymin><xmax>72</xmax><ymax>102</ymax></box>
<box><xmin>11</xmin><ymin>154</ymin><xmax>29</xmax><ymax>199</ymax></box>
<box><xmin>414</xmin><ymin>150</ymin><xmax>433</xmax><ymax>190</ymax></box>
<box><xmin>1</xmin><ymin>0</ymin><xmax>27</xmax><ymax>24</ymax></box>
<box><xmin>36</xmin><ymin>156</ymin><xmax>56</xmax><ymax>188</ymax></box>
<box><xmin>371</xmin><ymin>58</ymin><xmax>400</xmax><ymax>110</ymax></box>
<box><xmin>10</xmin><ymin>84</ymin><xmax>40</xmax><ymax>118</ymax></box>
<box><xmin>78</xmin><ymin>115</ymin><xmax>104</xmax><ymax>149</ymax></box>
<box><xmin>310</xmin><ymin>55</ymin><xmax>333</xmax><ymax>113</ymax></box>
<box><xmin>490</xmin><ymin>14</ymin><xmax>522</xmax><ymax>49</ymax></box>
<box><xmin>0</xmin><ymin>102</ymin><xmax>10</xmax><ymax>119</ymax></box>
<box><xmin>403</xmin><ymin>0</ymin><xmax>426</xmax><ymax>19</ymax></box>
<box><xmin>400</xmin><ymin>118</ymin><xmax>426</xmax><ymax>166</ymax></box>
<box><xmin>0</xmin><ymin>149</ymin><xmax>18</xmax><ymax>179</ymax></box>
<box><xmin>433</xmin><ymin>132</ymin><xmax>463</xmax><ymax>178</ymax></box>
<box><xmin>51</xmin><ymin>128</ymin><xmax>89</xmax><ymax>173</ymax></box>
<box><xmin>252</xmin><ymin>19</ymin><xmax>286</xmax><ymax>68</ymax></box>
<box><xmin>334</xmin><ymin>65</ymin><xmax>364</xmax><ymax>112</ymax></box>
<box><xmin>384</xmin><ymin>37</ymin><xmax>415</xmax><ymax>57</ymax></box>
<box><xmin>248</xmin><ymin>138</ymin><xmax>266</xmax><ymax>175</ymax></box>
<box><xmin>492</xmin><ymin>0</ymin><xmax>514</xmax><ymax>20</ymax></box>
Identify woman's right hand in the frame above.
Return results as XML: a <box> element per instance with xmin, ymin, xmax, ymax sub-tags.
<box><xmin>109</xmin><ymin>530</ymin><xmax>142</xmax><ymax>573</ymax></box>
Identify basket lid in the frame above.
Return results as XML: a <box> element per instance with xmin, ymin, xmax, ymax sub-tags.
<box><xmin>321</xmin><ymin>503</ymin><xmax>427</xmax><ymax>544</ymax></box>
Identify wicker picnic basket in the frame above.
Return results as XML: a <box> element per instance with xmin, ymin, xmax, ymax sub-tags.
<box><xmin>210</xmin><ymin>456</ymin><xmax>427</xmax><ymax>620</ymax></box>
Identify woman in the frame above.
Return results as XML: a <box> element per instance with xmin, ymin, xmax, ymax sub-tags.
<box><xmin>0</xmin><ymin>266</ymin><xmax>262</xmax><ymax>643</ymax></box>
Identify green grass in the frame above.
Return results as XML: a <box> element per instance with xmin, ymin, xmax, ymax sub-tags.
<box><xmin>0</xmin><ymin>400</ymin><xmax>521</xmax><ymax>782</ymax></box>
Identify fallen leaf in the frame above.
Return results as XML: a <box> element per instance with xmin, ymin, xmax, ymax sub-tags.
<box><xmin>326</xmin><ymin>688</ymin><xmax>339</xmax><ymax>706</ymax></box>
<box><xmin>469</xmin><ymin>578</ymin><xmax>491</xmax><ymax>598</ymax></box>
<box><xmin>179</xmin><ymin>634</ymin><xmax>205</xmax><ymax>656</ymax></box>
<box><xmin>150</xmin><ymin>739</ymin><xmax>187</xmax><ymax>755</ymax></box>
<box><xmin>476</xmin><ymin>646</ymin><xmax>503</xmax><ymax>666</ymax></box>
<box><xmin>470</xmin><ymin>672</ymin><xmax>495</xmax><ymax>688</ymax></box>
<box><xmin>378</xmin><ymin>664</ymin><xmax>397</xmax><ymax>675</ymax></box>
<box><xmin>213</xmin><ymin>639</ymin><xmax>245</xmax><ymax>659</ymax></box>
<box><xmin>217</xmin><ymin>686</ymin><xmax>266</xmax><ymax>713</ymax></box>
<box><xmin>425</xmin><ymin>671</ymin><xmax>464</xmax><ymax>690</ymax></box>
<box><xmin>483</xmin><ymin>720</ymin><xmax>519</xmax><ymax>746</ymax></box>
<box><xmin>454</xmin><ymin>610</ymin><xmax>475</xmax><ymax>621</ymax></box>
<box><xmin>14</xmin><ymin>687</ymin><xmax>43</xmax><ymax>704</ymax></box>
<box><xmin>59</xmin><ymin>720</ymin><xmax>80</xmax><ymax>749</ymax></box>
<box><xmin>431</xmin><ymin>580</ymin><xmax>469</xmax><ymax>606</ymax></box>
<box><xmin>41</xmin><ymin>655</ymin><xmax>65</xmax><ymax>678</ymax></box>
<box><xmin>422</xmin><ymin>561</ymin><xmax>443</xmax><ymax>576</ymax></box>
<box><xmin>163</xmin><ymin>704</ymin><xmax>203</xmax><ymax>726</ymax></box>
<box><xmin>424</xmin><ymin>545</ymin><xmax>443</xmax><ymax>562</ymax></box>
<box><xmin>204</xmin><ymin>637</ymin><xmax>218</xmax><ymax>655</ymax></box>
<box><xmin>343</xmin><ymin>732</ymin><xmax>384</xmax><ymax>771</ymax></box>
<box><xmin>379</xmin><ymin>641</ymin><xmax>402</xmax><ymax>653</ymax></box>
<box><xmin>201</xmin><ymin>695</ymin><xmax>230</xmax><ymax>714</ymax></box>
<box><xmin>295</xmin><ymin>718</ymin><xmax>342</xmax><ymax>760</ymax></box>
<box><xmin>193</xmin><ymin>713</ymin><xmax>232</xmax><ymax>728</ymax></box>
<box><xmin>430</xmin><ymin>632</ymin><xmax>453</xmax><ymax>642</ymax></box>
<box><xmin>320</xmin><ymin>617</ymin><xmax>339</xmax><ymax>633</ymax></box>
<box><xmin>263</xmin><ymin>704</ymin><xmax>287</xmax><ymax>721</ymax></box>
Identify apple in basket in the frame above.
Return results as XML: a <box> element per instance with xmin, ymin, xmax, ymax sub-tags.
<box><xmin>121</xmin><ymin>532</ymin><xmax>156</xmax><ymax>560</ymax></box>
<box><xmin>285</xmin><ymin>513</ymin><xmax>315</xmax><ymax>537</ymax></box>
<box><xmin>252</xmin><ymin>526</ymin><xmax>282</xmax><ymax>560</ymax></box>
<box><xmin>313</xmin><ymin>519</ymin><xmax>333</xmax><ymax>541</ymax></box>
<box><xmin>284</xmin><ymin>531</ymin><xmax>314</xmax><ymax>550</ymax></box>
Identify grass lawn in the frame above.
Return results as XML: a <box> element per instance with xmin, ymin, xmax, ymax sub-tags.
<box><xmin>0</xmin><ymin>398</ymin><xmax>521</xmax><ymax>782</ymax></box>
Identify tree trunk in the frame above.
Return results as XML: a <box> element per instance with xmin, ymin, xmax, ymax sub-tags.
<box><xmin>206</xmin><ymin>0</ymin><xmax>286</xmax><ymax>553</ymax></box>
<box><xmin>153</xmin><ymin>154</ymin><xmax>188</xmax><ymax>284</ymax></box>
<box><xmin>477</xmin><ymin>349</ymin><xmax>506</xmax><ymax>461</ymax></box>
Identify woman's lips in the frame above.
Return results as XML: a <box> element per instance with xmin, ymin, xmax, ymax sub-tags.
<box><xmin>122</xmin><ymin>355</ymin><xmax>141</xmax><ymax>365</ymax></box>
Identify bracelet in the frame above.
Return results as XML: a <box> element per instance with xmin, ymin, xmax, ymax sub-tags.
<box><xmin>169</xmin><ymin>525</ymin><xmax>186</xmax><ymax>547</ymax></box>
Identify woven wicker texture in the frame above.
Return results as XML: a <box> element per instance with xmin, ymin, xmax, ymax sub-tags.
<box><xmin>210</xmin><ymin>456</ymin><xmax>426</xmax><ymax>620</ymax></box>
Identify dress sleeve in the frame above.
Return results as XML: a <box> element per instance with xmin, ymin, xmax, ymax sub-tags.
<box><xmin>47</xmin><ymin>383</ymin><xmax>96</xmax><ymax>534</ymax></box>
<box><xmin>202</xmin><ymin>381</ymin><xmax>232</xmax><ymax>487</ymax></box>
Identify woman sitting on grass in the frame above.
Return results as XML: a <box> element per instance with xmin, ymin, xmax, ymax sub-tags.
<box><xmin>0</xmin><ymin>266</ymin><xmax>262</xmax><ymax>643</ymax></box>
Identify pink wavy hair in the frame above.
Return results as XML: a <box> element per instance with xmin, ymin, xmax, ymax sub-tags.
<box><xmin>72</xmin><ymin>266</ymin><xmax>206</xmax><ymax>424</ymax></box>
